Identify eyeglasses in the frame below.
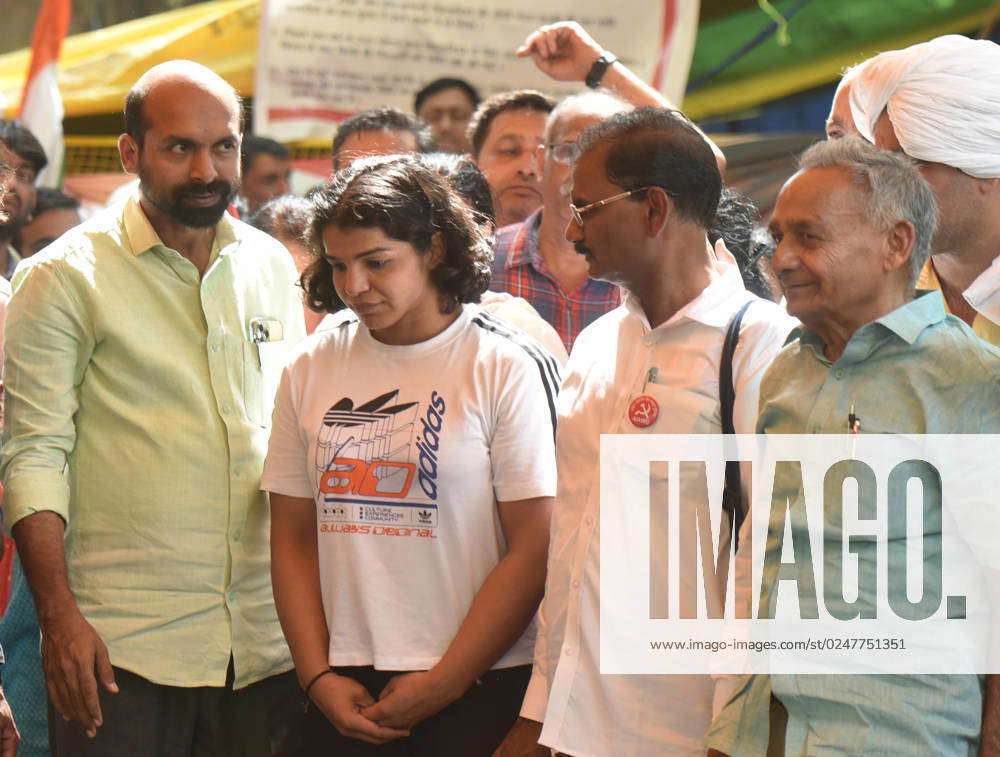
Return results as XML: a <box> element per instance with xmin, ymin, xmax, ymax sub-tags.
<box><xmin>10</xmin><ymin>164</ymin><xmax>36</xmax><ymax>185</ymax></box>
<box><xmin>569</xmin><ymin>187</ymin><xmax>654</xmax><ymax>226</ymax></box>
<box><xmin>545</xmin><ymin>141</ymin><xmax>576</xmax><ymax>165</ymax></box>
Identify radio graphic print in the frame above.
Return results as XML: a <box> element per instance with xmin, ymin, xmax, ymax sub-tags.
<box><xmin>315</xmin><ymin>388</ymin><xmax>445</xmax><ymax>536</ymax></box>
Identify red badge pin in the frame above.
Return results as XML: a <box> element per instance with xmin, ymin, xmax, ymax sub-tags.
<box><xmin>628</xmin><ymin>395</ymin><xmax>659</xmax><ymax>428</ymax></box>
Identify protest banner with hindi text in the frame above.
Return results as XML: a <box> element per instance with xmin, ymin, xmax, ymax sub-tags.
<box><xmin>254</xmin><ymin>0</ymin><xmax>698</xmax><ymax>141</ymax></box>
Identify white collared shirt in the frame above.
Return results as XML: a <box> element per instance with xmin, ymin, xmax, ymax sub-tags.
<box><xmin>917</xmin><ymin>257</ymin><xmax>1000</xmax><ymax>346</ymax></box>
<box><xmin>3</xmin><ymin>243</ymin><xmax>21</xmax><ymax>280</ymax></box>
<box><xmin>962</xmin><ymin>253</ymin><xmax>1000</xmax><ymax>333</ymax></box>
<box><xmin>523</xmin><ymin>262</ymin><xmax>796</xmax><ymax>757</ymax></box>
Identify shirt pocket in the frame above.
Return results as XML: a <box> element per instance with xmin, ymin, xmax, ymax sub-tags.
<box><xmin>669</xmin><ymin>386</ymin><xmax>721</xmax><ymax>433</ymax></box>
<box><xmin>242</xmin><ymin>317</ymin><xmax>286</xmax><ymax>427</ymax></box>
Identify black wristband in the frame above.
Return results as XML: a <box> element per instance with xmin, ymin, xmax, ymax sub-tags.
<box><xmin>585</xmin><ymin>51</ymin><xmax>618</xmax><ymax>89</ymax></box>
<box><xmin>303</xmin><ymin>667</ymin><xmax>335</xmax><ymax>699</ymax></box>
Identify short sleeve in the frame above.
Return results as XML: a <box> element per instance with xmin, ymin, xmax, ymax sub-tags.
<box><xmin>489</xmin><ymin>345</ymin><xmax>559</xmax><ymax>503</ymax></box>
<box><xmin>260</xmin><ymin>365</ymin><xmax>314</xmax><ymax>498</ymax></box>
<box><xmin>732</xmin><ymin>305</ymin><xmax>797</xmax><ymax>435</ymax></box>
<box><xmin>704</xmin><ymin>674</ymin><xmax>773</xmax><ymax>757</ymax></box>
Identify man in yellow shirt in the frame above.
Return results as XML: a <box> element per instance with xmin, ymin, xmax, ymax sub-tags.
<box><xmin>1</xmin><ymin>61</ymin><xmax>305</xmax><ymax>756</ymax></box>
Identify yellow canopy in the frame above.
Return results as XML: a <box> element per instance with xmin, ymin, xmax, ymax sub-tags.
<box><xmin>0</xmin><ymin>0</ymin><xmax>258</xmax><ymax>119</ymax></box>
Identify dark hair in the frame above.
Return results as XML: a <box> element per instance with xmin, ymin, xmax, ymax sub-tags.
<box><xmin>466</xmin><ymin>90</ymin><xmax>556</xmax><ymax>157</ymax></box>
<box><xmin>0</xmin><ymin>120</ymin><xmax>47</xmax><ymax>175</ymax></box>
<box><xmin>247</xmin><ymin>194</ymin><xmax>312</xmax><ymax>242</ymax></box>
<box><xmin>331</xmin><ymin>107</ymin><xmax>435</xmax><ymax>168</ymax></box>
<box><xmin>241</xmin><ymin>134</ymin><xmax>290</xmax><ymax>173</ymax></box>
<box><xmin>123</xmin><ymin>79</ymin><xmax>245</xmax><ymax>146</ymax></box>
<box><xmin>576</xmin><ymin>107</ymin><xmax>721</xmax><ymax>229</ymax></box>
<box><xmin>33</xmin><ymin>187</ymin><xmax>81</xmax><ymax>216</ymax></box>
<box><xmin>414</xmin><ymin>77</ymin><xmax>481</xmax><ymax>114</ymax></box>
<box><xmin>418</xmin><ymin>152</ymin><xmax>495</xmax><ymax>227</ymax></box>
<box><xmin>302</xmin><ymin>156</ymin><xmax>492</xmax><ymax>315</ymax></box>
<box><xmin>708</xmin><ymin>188</ymin><xmax>775</xmax><ymax>301</ymax></box>
<box><xmin>123</xmin><ymin>86</ymin><xmax>147</xmax><ymax>143</ymax></box>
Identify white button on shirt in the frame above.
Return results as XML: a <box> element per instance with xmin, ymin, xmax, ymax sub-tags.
<box><xmin>522</xmin><ymin>263</ymin><xmax>796</xmax><ymax>757</ymax></box>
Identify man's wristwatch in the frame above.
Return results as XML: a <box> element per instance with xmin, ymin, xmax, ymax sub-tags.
<box><xmin>585</xmin><ymin>51</ymin><xmax>618</xmax><ymax>89</ymax></box>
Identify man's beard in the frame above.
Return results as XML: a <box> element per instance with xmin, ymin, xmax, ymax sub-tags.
<box><xmin>0</xmin><ymin>210</ymin><xmax>27</xmax><ymax>242</ymax></box>
<box><xmin>0</xmin><ymin>195</ymin><xmax>27</xmax><ymax>241</ymax></box>
<box><xmin>139</xmin><ymin>169</ymin><xmax>236</xmax><ymax>229</ymax></box>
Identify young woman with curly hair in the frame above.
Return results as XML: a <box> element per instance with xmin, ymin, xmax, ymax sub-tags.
<box><xmin>263</xmin><ymin>156</ymin><xmax>559</xmax><ymax>756</ymax></box>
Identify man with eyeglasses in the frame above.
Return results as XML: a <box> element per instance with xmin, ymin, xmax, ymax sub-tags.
<box><xmin>0</xmin><ymin>120</ymin><xmax>47</xmax><ymax>280</ymax></box>
<box><xmin>488</xmin><ymin>21</ymin><xmax>725</xmax><ymax>353</ymax></box>
<box><xmin>495</xmin><ymin>107</ymin><xmax>794</xmax><ymax>757</ymax></box>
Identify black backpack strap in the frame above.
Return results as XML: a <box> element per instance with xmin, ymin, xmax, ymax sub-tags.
<box><xmin>721</xmin><ymin>299</ymin><xmax>754</xmax><ymax>549</ymax></box>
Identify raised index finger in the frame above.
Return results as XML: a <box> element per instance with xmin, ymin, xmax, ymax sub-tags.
<box><xmin>516</xmin><ymin>29</ymin><xmax>543</xmax><ymax>57</ymax></box>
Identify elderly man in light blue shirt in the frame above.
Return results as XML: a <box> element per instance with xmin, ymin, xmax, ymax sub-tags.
<box><xmin>707</xmin><ymin>138</ymin><xmax>1000</xmax><ymax>756</ymax></box>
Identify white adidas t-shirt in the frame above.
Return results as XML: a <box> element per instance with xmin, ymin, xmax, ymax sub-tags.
<box><xmin>262</xmin><ymin>305</ymin><xmax>559</xmax><ymax>670</ymax></box>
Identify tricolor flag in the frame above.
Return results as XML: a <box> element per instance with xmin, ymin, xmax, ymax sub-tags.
<box><xmin>651</xmin><ymin>0</ymin><xmax>701</xmax><ymax>105</ymax></box>
<box><xmin>18</xmin><ymin>0</ymin><xmax>71</xmax><ymax>188</ymax></box>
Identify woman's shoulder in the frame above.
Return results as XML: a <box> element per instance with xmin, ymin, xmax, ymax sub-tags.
<box><xmin>465</xmin><ymin>307</ymin><xmax>561</xmax><ymax>377</ymax></box>
<box><xmin>285</xmin><ymin>313</ymin><xmax>362</xmax><ymax>372</ymax></box>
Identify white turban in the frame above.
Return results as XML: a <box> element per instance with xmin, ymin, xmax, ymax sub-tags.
<box><xmin>849</xmin><ymin>35</ymin><xmax>1000</xmax><ymax>178</ymax></box>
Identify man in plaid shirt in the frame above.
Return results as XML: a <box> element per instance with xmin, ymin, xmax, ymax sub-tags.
<box><xmin>489</xmin><ymin>22</ymin><xmax>725</xmax><ymax>353</ymax></box>
<box><xmin>491</xmin><ymin>199</ymin><xmax>621</xmax><ymax>353</ymax></box>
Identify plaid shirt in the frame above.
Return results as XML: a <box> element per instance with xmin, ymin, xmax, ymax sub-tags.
<box><xmin>490</xmin><ymin>210</ymin><xmax>621</xmax><ymax>352</ymax></box>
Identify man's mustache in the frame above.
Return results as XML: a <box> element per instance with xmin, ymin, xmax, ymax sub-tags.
<box><xmin>175</xmin><ymin>180</ymin><xmax>232</xmax><ymax>200</ymax></box>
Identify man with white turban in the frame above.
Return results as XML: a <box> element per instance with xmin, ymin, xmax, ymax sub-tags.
<box><xmin>824</xmin><ymin>62</ymin><xmax>865</xmax><ymax>140</ymax></box>
<box><xmin>824</xmin><ymin>49</ymin><xmax>902</xmax><ymax>141</ymax></box>
<box><xmin>849</xmin><ymin>34</ymin><xmax>1000</xmax><ymax>345</ymax></box>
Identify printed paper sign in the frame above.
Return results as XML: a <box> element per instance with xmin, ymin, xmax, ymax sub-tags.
<box><xmin>255</xmin><ymin>0</ymin><xmax>698</xmax><ymax>140</ymax></box>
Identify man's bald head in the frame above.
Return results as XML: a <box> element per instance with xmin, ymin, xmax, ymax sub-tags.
<box><xmin>119</xmin><ymin>61</ymin><xmax>243</xmax><ymax>230</ymax></box>
<box><xmin>544</xmin><ymin>91</ymin><xmax>629</xmax><ymax>145</ymax></box>
<box><xmin>538</xmin><ymin>91</ymin><xmax>631</xmax><ymax>221</ymax></box>
<box><xmin>124</xmin><ymin>60</ymin><xmax>242</xmax><ymax>146</ymax></box>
